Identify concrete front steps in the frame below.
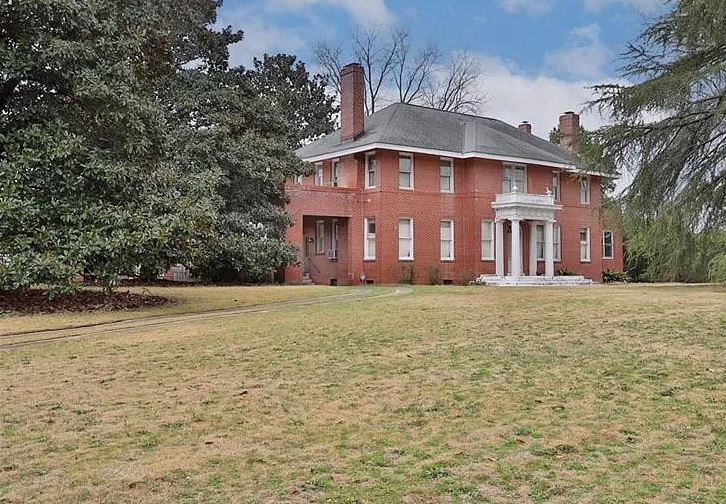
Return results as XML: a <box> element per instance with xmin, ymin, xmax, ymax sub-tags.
<box><xmin>472</xmin><ymin>274</ymin><xmax>594</xmax><ymax>286</ymax></box>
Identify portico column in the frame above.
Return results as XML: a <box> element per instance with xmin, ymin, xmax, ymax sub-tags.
<box><xmin>495</xmin><ymin>218</ymin><xmax>504</xmax><ymax>277</ymax></box>
<box><xmin>529</xmin><ymin>221</ymin><xmax>538</xmax><ymax>276</ymax></box>
<box><xmin>511</xmin><ymin>218</ymin><xmax>521</xmax><ymax>277</ymax></box>
<box><xmin>545</xmin><ymin>220</ymin><xmax>555</xmax><ymax>277</ymax></box>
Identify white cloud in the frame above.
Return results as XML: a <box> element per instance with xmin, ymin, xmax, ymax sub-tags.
<box><xmin>476</xmin><ymin>54</ymin><xmax>635</xmax><ymax>191</ymax></box>
<box><xmin>267</xmin><ymin>0</ymin><xmax>394</xmax><ymax>27</ymax></box>
<box><xmin>583</xmin><ymin>0</ymin><xmax>666</xmax><ymax>14</ymax></box>
<box><xmin>217</xmin><ymin>6</ymin><xmax>307</xmax><ymax>67</ymax></box>
<box><xmin>477</xmin><ymin>55</ymin><xmax>607</xmax><ymax>137</ymax></box>
<box><xmin>544</xmin><ymin>23</ymin><xmax>613</xmax><ymax>80</ymax></box>
<box><xmin>497</xmin><ymin>0</ymin><xmax>554</xmax><ymax>15</ymax></box>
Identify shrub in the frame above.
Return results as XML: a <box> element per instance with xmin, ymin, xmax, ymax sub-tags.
<box><xmin>398</xmin><ymin>264</ymin><xmax>417</xmax><ymax>284</ymax></box>
<box><xmin>602</xmin><ymin>268</ymin><xmax>629</xmax><ymax>283</ymax></box>
<box><xmin>457</xmin><ymin>268</ymin><xmax>475</xmax><ymax>285</ymax></box>
<box><xmin>708</xmin><ymin>253</ymin><xmax>726</xmax><ymax>283</ymax></box>
<box><xmin>556</xmin><ymin>267</ymin><xmax>577</xmax><ymax>276</ymax></box>
<box><xmin>426</xmin><ymin>266</ymin><xmax>442</xmax><ymax>285</ymax></box>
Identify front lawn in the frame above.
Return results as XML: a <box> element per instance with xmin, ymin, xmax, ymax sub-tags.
<box><xmin>1</xmin><ymin>284</ymin><xmax>724</xmax><ymax>503</ymax></box>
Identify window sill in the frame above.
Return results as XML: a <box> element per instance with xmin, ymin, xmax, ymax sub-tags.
<box><xmin>399</xmin><ymin>186</ymin><xmax>414</xmax><ymax>191</ymax></box>
<box><xmin>399</xmin><ymin>258</ymin><xmax>414</xmax><ymax>262</ymax></box>
<box><xmin>363</xmin><ymin>258</ymin><xmax>376</xmax><ymax>262</ymax></box>
<box><xmin>440</xmin><ymin>258</ymin><xmax>455</xmax><ymax>262</ymax></box>
<box><xmin>481</xmin><ymin>258</ymin><xmax>495</xmax><ymax>261</ymax></box>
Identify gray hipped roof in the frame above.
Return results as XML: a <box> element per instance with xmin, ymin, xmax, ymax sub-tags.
<box><xmin>296</xmin><ymin>102</ymin><xmax>580</xmax><ymax>169</ymax></box>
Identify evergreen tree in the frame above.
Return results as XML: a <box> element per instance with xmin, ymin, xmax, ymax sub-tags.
<box><xmin>590</xmin><ymin>0</ymin><xmax>726</xmax><ymax>281</ymax></box>
<box><xmin>0</xmin><ymin>1</ymin><xmax>337</xmax><ymax>292</ymax></box>
<box><xmin>591</xmin><ymin>0</ymin><xmax>726</xmax><ymax>228</ymax></box>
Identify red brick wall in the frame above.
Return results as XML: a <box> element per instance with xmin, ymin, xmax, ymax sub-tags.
<box><xmin>285</xmin><ymin>149</ymin><xmax>624</xmax><ymax>284</ymax></box>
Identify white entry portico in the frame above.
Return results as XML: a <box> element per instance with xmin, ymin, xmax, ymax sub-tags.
<box><xmin>491</xmin><ymin>187</ymin><xmax>561</xmax><ymax>279</ymax></box>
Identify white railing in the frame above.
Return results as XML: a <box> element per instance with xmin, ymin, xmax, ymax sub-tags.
<box><xmin>494</xmin><ymin>191</ymin><xmax>555</xmax><ymax>206</ymax></box>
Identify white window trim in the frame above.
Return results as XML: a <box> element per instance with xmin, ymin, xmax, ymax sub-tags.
<box><xmin>399</xmin><ymin>153</ymin><xmax>414</xmax><ymax>190</ymax></box>
<box><xmin>554</xmin><ymin>224</ymin><xmax>561</xmax><ymax>262</ymax></box>
<box><xmin>398</xmin><ymin>217</ymin><xmax>414</xmax><ymax>260</ymax></box>
<box><xmin>314</xmin><ymin>163</ymin><xmax>324</xmax><ymax>186</ymax></box>
<box><xmin>365</xmin><ymin>152</ymin><xmax>376</xmax><ymax>189</ymax></box>
<box><xmin>535</xmin><ymin>223</ymin><xmax>545</xmax><ymax>261</ymax></box>
<box><xmin>364</xmin><ymin>217</ymin><xmax>376</xmax><ymax>260</ymax></box>
<box><xmin>441</xmin><ymin>220</ymin><xmax>454</xmax><ymax>261</ymax></box>
<box><xmin>331</xmin><ymin>158</ymin><xmax>340</xmax><ymax>186</ymax></box>
<box><xmin>503</xmin><ymin>163</ymin><xmax>527</xmax><ymax>193</ymax></box>
<box><xmin>331</xmin><ymin>219</ymin><xmax>339</xmax><ymax>252</ymax></box>
<box><xmin>580</xmin><ymin>227</ymin><xmax>591</xmax><ymax>263</ymax></box>
<box><xmin>440</xmin><ymin>158</ymin><xmax>454</xmax><ymax>193</ymax></box>
<box><xmin>481</xmin><ymin>220</ymin><xmax>494</xmax><ymax>260</ymax></box>
<box><xmin>552</xmin><ymin>172</ymin><xmax>561</xmax><ymax>201</ymax></box>
<box><xmin>602</xmin><ymin>230</ymin><xmax>614</xmax><ymax>259</ymax></box>
<box><xmin>580</xmin><ymin>175</ymin><xmax>591</xmax><ymax>204</ymax></box>
<box><xmin>316</xmin><ymin>220</ymin><xmax>325</xmax><ymax>254</ymax></box>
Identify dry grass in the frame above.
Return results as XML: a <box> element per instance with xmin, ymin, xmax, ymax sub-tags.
<box><xmin>0</xmin><ymin>285</ymin><xmax>343</xmax><ymax>335</ymax></box>
<box><xmin>1</xmin><ymin>284</ymin><xmax>725</xmax><ymax>503</ymax></box>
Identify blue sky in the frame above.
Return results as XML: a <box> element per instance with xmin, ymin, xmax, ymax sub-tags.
<box><xmin>218</xmin><ymin>0</ymin><xmax>666</xmax><ymax>137</ymax></box>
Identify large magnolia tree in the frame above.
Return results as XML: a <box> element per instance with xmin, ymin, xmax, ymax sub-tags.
<box><xmin>0</xmin><ymin>1</ymin><xmax>334</xmax><ymax>292</ymax></box>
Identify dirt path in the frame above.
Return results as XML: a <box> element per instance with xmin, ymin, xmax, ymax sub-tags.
<box><xmin>0</xmin><ymin>286</ymin><xmax>412</xmax><ymax>350</ymax></box>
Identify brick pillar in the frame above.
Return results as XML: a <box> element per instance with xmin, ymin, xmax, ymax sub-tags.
<box><xmin>340</xmin><ymin>63</ymin><xmax>365</xmax><ymax>141</ymax></box>
<box><xmin>559</xmin><ymin>111</ymin><xmax>580</xmax><ymax>153</ymax></box>
<box><xmin>518</xmin><ymin>121</ymin><xmax>532</xmax><ymax>134</ymax></box>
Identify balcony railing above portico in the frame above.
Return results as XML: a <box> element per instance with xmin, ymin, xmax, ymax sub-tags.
<box><xmin>493</xmin><ymin>190</ymin><xmax>556</xmax><ymax>208</ymax></box>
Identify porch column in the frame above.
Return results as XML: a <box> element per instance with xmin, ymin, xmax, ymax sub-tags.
<box><xmin>529</xmin><ymin>221</ymin><xmax>538</xmax><ymax>276</ymax></box>
<box><xmin>511</xmin><ymin>218</ymin><xmax>521</xmax><ymax>277</ymax></box>
<box><xmin>495</xmin><ymin>218</ymin><xmax>504</xmax><ymax>277</ymax></box>
<box><xmin>545</xmin><ymin>220</ymin><xmax>555</xmax><ymax>277</ymax></box>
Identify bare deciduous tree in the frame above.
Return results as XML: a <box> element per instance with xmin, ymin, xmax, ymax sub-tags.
<box><xmin>314</xmin><ymin>26</ymin><xmax>486</xmax><ymax>115</ymax></box>
<box><xmin>391</xmin><ymin>28</ymin><xmax>439</xmax><ymax>105</ymax></box>
<box><xmin>421</xmin><ymin>51</ymin><xmax>485</xmax><ymax>114</ymax></box>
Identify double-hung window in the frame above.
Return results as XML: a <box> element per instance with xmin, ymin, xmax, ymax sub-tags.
<box><xmin>399</xmin><ymin>218</ymin><xmax>413</xmax><ymax>260</ymax></box>
<box><xmin>440</xmin><ymin>220</ymin><xmax>454</xmax><ymax>260</ymax></box>
<box><xmin>364</xmin><ymin>218</ymin><xmax>376</xmax><ymax>259</ymax></box>
<box><xmin>554</xmin><ymin>224</ymin><xmax>561</xmax><ymax>262</ymax></box>
<box><xmin>399</xmin><ymin>154</ymin><xmax>413</xmax><ymax>189</ymax></box>
<box><xmin>314</xmin><ymin>163</ymin><xmax>324</xmax><ymax>186</ymax></box>
<box><xmin>535</xmin><ymin>224</ymin><xmax>545</xmax><ymax>260</ymax></box>
<box><xmin>580</xmin><ymin>175</ymin><xmax>590</xmax><ymax>204</ymax></box>
<box><xmin>503</xmin><ymin>164</ymin><xmax>526</xmax><ymax>193</ymax></box>
<box><xmin>481</xmin><ymin>220</ymin><xmax>494</xmax><ymax>260</ymax></box>
<box><xmin>440</xmin><ymin>159</ymin><xmax>453</xmax><ymax>192</ymax></box>
<box><xmin>365</xmin><ymin>153</ymin><xmax>377</xmax><ymax>188</ymax></box>
<box><xmin>332</xmin><ymin>159</ymin><xmax>340</xmax><ymax>186</ymax></box>
<box><xmin>580</xmin><ymin>227</ymin><xmax>591</xmax><ymax>262</ymax></box>
<box><xmin>331</xmin><ymin>219</ymin><xmax>339</xmax><ymax>256</ymax></box>
<box><xmin>602</xmin><ymin>230</ymin><xmax>614</xmax><ymax>259</ymax></box>
<box><xmin>552</xmin><ymin>172</ymin><xmax>561</xmax><ymax>201</ymax></box>
<box><xmin>316</xmin><ymin>220</ymin><xmax>325</xmax><ymax>254</ymax></box>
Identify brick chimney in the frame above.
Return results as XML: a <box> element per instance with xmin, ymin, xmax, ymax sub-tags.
<box><xmin>340</xmin><ymin>63</ymin><xmax>365</xmax><ymax>141</ymax></box>
<box><xmin>559</xmin><ymin>111</ymin><xmax>580</xmax><ymax>153</ymax></box>
<box><xmin>518</xmin><ymin>121</ymin><xmax>532</xmax><ymax>134</ymax></box>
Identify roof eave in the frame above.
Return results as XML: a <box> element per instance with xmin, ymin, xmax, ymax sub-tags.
<box><xmin>298</xmin><ymin>142</ymin><xmax>586</xmax><ymax>173</ymax></box>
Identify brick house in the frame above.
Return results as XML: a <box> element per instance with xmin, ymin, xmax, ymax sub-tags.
<box><xmin>284</xmin><ymin>63</ymin><xmax>623</xmax><ymax>286</ymax></box>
